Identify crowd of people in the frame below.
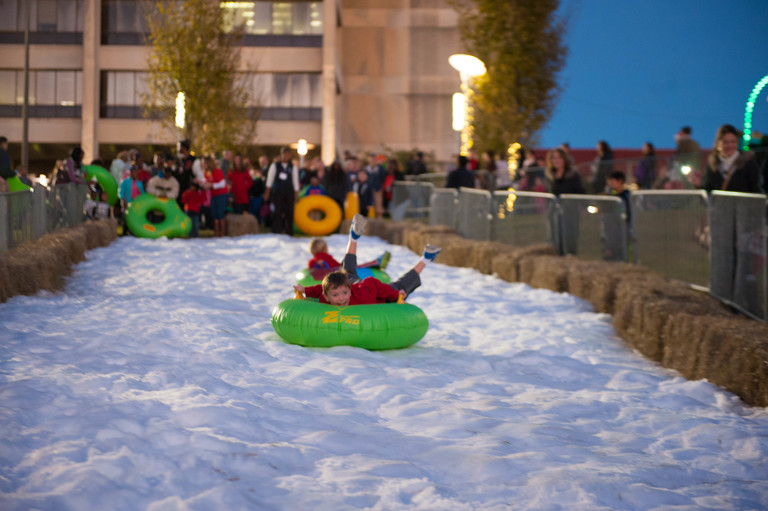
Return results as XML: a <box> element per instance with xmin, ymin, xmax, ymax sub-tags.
<box><xmin>13</xmin><ymin>142</ymin><xmax>421</xmax><ymax>237</ymax></box>
<box><xmin>444</xmin><ymin>124</ymin><xmax>767</xmax><ymax>232</ymax></box>
<box><xmin>2</xmin><ymin>123</ymin><xmax>766</xmax><ymax>238</ymax></box>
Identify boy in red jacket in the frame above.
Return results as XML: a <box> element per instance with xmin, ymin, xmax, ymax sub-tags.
<box><xmin>181</xmin><ymin>182</ymin><xmax>205</xmax><ymax>238</ymax></box>
<box><xmin>294</xmin><ymin>214</ymin><xmax>440</xmax><ymax>306</ymax></box>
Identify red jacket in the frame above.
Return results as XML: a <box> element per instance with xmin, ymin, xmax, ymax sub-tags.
<box><xmin>308</xmin><ymin>252</ymin><xmax>342</xmax><ymax>269</ymax></box>
<box><xmin>229</xmin><ymin>168</ymin><xmax>253</xmax><ymax>205</ymax></box>
<box><xmin>182</xmin><ymin>188</ymin><xmax>205</xmax><ymax>213</ymax></box>
<box><xmin>304</xmin><ymin>277</ymin><xmax>399</xmax><ymax>305</ymax></box>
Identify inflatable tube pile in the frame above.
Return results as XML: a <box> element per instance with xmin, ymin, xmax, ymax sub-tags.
<box><xmin>295</xmin><ymin>266</ymin><xmax>390</xmax><ymax>287</ymax></box>
<box><xmin>125</xmin><ymin>193</ymin><xmax>192</xmax><ymax>239</ymax></box>
<box><xmin>271</xmin><ymin>297</ymin><xmax>428</xmax><ymax>350</ymax></box>
<box><xmin>294</xmin><ymin>195</ymin><xmax>342</xmax><ymax>236</ymax></box>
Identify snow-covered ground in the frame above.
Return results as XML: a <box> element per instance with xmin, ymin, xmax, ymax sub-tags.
<box><xmin>1</xmin><ymin>233</ymin><xmax>767</xmax><ymax>510</ymax></box>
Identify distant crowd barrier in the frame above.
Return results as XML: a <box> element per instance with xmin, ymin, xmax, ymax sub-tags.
<box><xmin>1</xmin><ymin>183</ymin><xmax>89</xmax><ymax>252</ymax></box>
<box><xmin>391</xmin><ymin>182</ymin><xmax>768</xmax><ymax>322</ymax></box>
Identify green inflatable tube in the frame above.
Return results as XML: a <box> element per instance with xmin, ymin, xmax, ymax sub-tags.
<box><xmin>125</xmin><ymin>193</ymin><xmax>192</xmax><ymax>239</ymax></box>
<box><xmin>295</xmin><ymin>266</ymin><xmax>390</xmax><ymax>287</ymax></box>
<box><xmin>6</xmin><ymin>175</ymin><xmax>31</xmax><ymax>192</ymax></box>
<box><xmin>271</xmin><ymin>298</ymin><xmax>428</xmax><ymax>350</ymax></box>
<box><xmin>83</xmin><ymin>165</ymin><xmax>118</xmax><ymax>205</ymax></box>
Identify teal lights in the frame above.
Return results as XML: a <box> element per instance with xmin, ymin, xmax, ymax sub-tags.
<box><xmin>743</xmin><ymin>74</ymin><xmax>768</xmax><ymax>149</ymax></box>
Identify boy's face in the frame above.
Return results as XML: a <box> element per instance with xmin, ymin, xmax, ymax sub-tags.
<box><xmin>324</xmin><ymin>284</ymin><xmax>351</xmax><ymax>306</ymax></box>
<box><xmin>607</xmin><ymin>178</ymin><xmax>622</xmax><ymax>192</ymax></box>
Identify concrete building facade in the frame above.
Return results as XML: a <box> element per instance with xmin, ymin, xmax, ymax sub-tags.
<box><xmin>0</xmin><ymin>0</ymin><xmax>462</xmax><ymax>171</ymax></box>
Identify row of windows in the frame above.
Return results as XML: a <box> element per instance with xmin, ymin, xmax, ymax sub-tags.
<box><xmin>0</xmin><ymin>70</ymin><xmax>323</xmax><ymax>119</ymax></box>
<box><xmin>0</xmin><ymin>0</ymin><xmax>322</xmax><ymax>45</ymax></box>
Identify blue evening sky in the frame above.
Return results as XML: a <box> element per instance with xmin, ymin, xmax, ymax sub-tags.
<box><xmin>537</xmin><ymin>0</ymin><xmax>768</xmax><ymax>150</ymax></box>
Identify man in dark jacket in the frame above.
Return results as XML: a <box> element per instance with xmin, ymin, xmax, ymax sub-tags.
<box><xmin>446</xmin><ymin>155</ymin><xmax>475</xmax><ymax>189</ymax></box>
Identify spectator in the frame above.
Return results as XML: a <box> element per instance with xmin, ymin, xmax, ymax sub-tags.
<box><xmin>229</xmin><ymin>153</ymin><xmax>253</xmax><ymax>214</ymax></box>
<box><xmin>405</xmin><ymin>150</ymin><xmax>427</xmax><ymax>176</ymax></box>
<box><xmin>445</xmin><ymin>155</ymin><xmax>475</xmax><ymax>189</ymax></box>
<box><xmin>203</xmin><ymin>155</ymin><xmax>229</xmax><ymax>237</ymax></box>
<box><xmin>119</xmin><ymin>164</ymin><xmax>145</xmax><ymax>204</ymax></box>
<box><xmin>300</xmin><ymin>174</ymin><xmax>325</xmax><ymax>197</ymax></box>
<box><xmin>383</xmin><ymin>158</ymin><xmax>406</xmax><ymax>215</ymax></box>
<box><xmin>248</xmin><ymin>166</ymin><xmax>266</xmax><ymax>224</ymax></box>
<box><xmin>590</xmin><ymin>140</ymin><xmax>613</xmax><ymax>194</ymax></box>
<box><xmin>84</xmin><ymin>183</ymin><xmax>112</xmax><ymax>220</ymax></box>
<box><xmin>354</xmin><ymin>169</ymin><xmax>374</xmax><ymax>216</ymax></box>
<box><xmin>264</xmin><ymin>146</ymin><xmax>300</xmax><ymax>235</ymax></box>
<box><xmin>54</xmin><ymin>146</ymin><xmax>86</xmax><ymax>185</ymax></box>
<box><xmin>109</xmin><ymin>151</ymin><xmax>129</xmax><ymax>184</ymax></box>
<box><xmin>0</xmin><ymin>136</ymin><xmax>12</xmax><ymax>182</ymax></box>
<box><xmin>146</xmin><ymin>164</ymin><xmax>180</xmax><ymax>200</ymax></box>
<box><xmin>218</xmin><ymin>149</ymin><xmax>233</xmax><ymax>179</ymax></box>
<box><xmin>323</xmin><ymin>159</ymin><xmax>348</xmax><ymax>217</ymax></box>
<box><xmin>547</xmin><ymin>147</ymin><xmax>585</xmax><ymax>197</ymax></box>
<box><xmin>634</xmin><ymin>142</ymin><xmax>657</xmax><ymax>189</ymax></box>
<box><xmin>181</xmin><ymin>182</ymin><xmax>205</xmax><ymax>238</ymax></box>
<box><xmin>607</xmin><ymin>171</ymin><xmax>631</xmax><ymax>227</ymax></box>
<box><xmin>703</xmin><ymin>124</ymin><xmax>762</xmax><ymax>194</ymax></box>
<box><xmin>16</xmin><ymin>164</ymin><xmax>32</xmax><ymax>187</ymax></box>
<box><xmin>674</xmin><ymin>125</ymin><xmax>702</xmax><ymax>176</ymax></box>
<box><xmin>175</xmin><ymin>139</ymin><xmax>203</xmax><ymax>206</ymax></box>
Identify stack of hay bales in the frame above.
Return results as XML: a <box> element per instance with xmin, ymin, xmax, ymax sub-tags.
<box><xmin>0</xmin><ymin>218</ymin><xmax>117</xmax><ymax>303</ymax></box>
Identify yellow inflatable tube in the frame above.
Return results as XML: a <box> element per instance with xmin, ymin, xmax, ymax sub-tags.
<box><xmin>294</xmin><ymin>195</ymin><xmax>343</xmax><ymax>236</ymax></box>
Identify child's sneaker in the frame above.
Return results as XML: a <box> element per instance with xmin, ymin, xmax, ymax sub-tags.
<box><xmin>422</xmin><ymin>244</ymin><xmax>441</xmax><ymax>263</ymax></box>
<box><xmin>378</xmin><ymin>251</ymin><xmax>391</xmax><ymax>269</ymax></box>
<box><xmin>349</xmin><ymin>213</ymin><xmax>367</xmax><ymax>240</ymax></box>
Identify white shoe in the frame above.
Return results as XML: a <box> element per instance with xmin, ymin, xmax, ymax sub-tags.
<box><xmin>350</xmin><ymin>213</ymin><xmax>367</xmax><ymax>239</ymax></box>
<box><xmin>422</xmin><ymin>244</ymin><xmax>441</xmax><ymax>262</ymax></box>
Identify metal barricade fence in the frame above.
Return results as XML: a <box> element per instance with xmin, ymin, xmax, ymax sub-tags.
<box><xmin>390</xmin><ymin>182</ymin><xmax>434</xmax><ymax>222</ymax></box>
<box><xmin>491</xmin><ymin>191</ymin><xmax>557</xmax><ymax>247</ymax></box>
<box><xmin>1</xmin><ymin>183</ymin><xmax>88</xmax><ymax>251</ymax></box>
<box><xmin>558</xmin><ymin>194</ymin><xmax>627</xmax><ymax>262</ymax></box>
<box><xmin>430</xmin><ymin>188</ymin><xmax>458</xmax><ymax>230</ymax></box>
<box><xmin>456</xmin><ymin>187</ymin><xmax>492</xmax><ymax>241</ymax></box>
<box><xmin>709</xmin><ymin>191</ymin><xmax>767</xmax><ymax>322</ymax></box>
<box><xmin>631</xmin><ymin>190</ymin><xmax>710</xmax><ymax>288</ymax></box>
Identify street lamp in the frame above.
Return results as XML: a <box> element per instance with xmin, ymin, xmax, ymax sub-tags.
<box><xmin>449</xmin><ymin>54</ymin><xmax>486</xmax><ymax>156</ymax></box>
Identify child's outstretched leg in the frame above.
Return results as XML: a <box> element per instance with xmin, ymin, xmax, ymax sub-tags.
<box><xmin>391</xmin><ymin>244</ymin><xmax>441</xmax><ymax>297</ymax></box>
<box><xmin>342</xmin><ymin>214</ymin><xmax>367</xmax><ymax>283</ymax></box>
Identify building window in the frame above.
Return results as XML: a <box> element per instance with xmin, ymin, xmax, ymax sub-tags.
<box><xmin>0</xmin><ymin>0</ymin><xmax>83</xmax><ymax>44</ymax></box>
<box><xmin>0</xmin><ymin>69</ymin><xmax>82</xmax><ymax>117</ymax></box>
<box><xmin>102</xmin><ymin>0</ymin><xmax>322</xmax><ymax>46</ymax></box>
<box><xmin>100</xmin><ymin>70</ymin><xmax>321</xmax><ymax>120</ymax></box>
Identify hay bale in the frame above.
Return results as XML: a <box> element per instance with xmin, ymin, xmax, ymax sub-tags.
<box><xmin>440</xmin><ymin>237</ymin><xmax>475</xmax><ymax>267</ymax></box>
<box><xmin>528</xmin><ymin>255</ymin><xmax>572</xmax><ymax>293</ymax></box>
<box><xmin>666</xmin><ymin>315</ymin><xmax>768</xmax><ymax>407</ymax></box>
<box><xmin>0</xmin><ymin>256</ymin><xmax>13</xmax><ymax>302</ymax></box>
<box><xmin>226</xmin><ymin>212</ymin><xmax>260</xmax><ymax>236</ymax></box>
<box><xmin>569</xmin><ymin>261</ymin><xmax>655</xmax><ymax>314</ymax></box>
<box><xmin>385</xmin><ymin>221</ymin><xmax>408</xmax><ymax>245</ymax></box>
<box><xmin>613</xmin><ymin>276</ymin><xmax>731</xmax><ymax>362</ymax></box>
<box><xmin>491</xmin><ymin>252</ymin><xmax>520</xmax><ymax>282</ymax></box>
<box><xmin>468</xmin><ymin>241</ymin><xmax>510</xmax><ymax>275</ymax></box>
